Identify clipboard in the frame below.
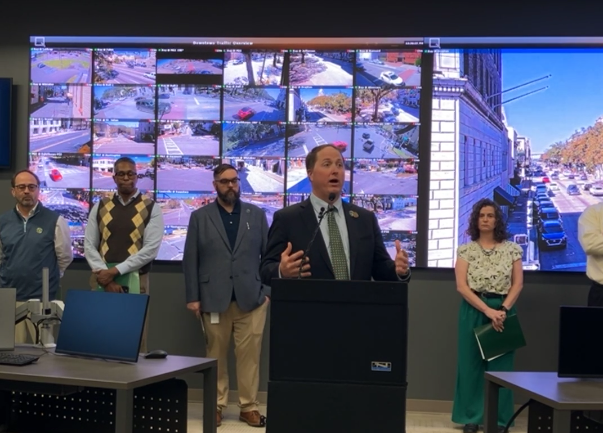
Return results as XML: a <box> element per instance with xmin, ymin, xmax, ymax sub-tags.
<box><xmin>474</xmin><ymin>314</ymin><xmax>527</xmax><ymax>361</ymax></box>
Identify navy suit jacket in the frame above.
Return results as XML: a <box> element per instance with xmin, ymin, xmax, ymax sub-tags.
<box><xmin>260</xmin><ymin>199</ymin><xmax>410</xmax><ymax>284</ymax></box>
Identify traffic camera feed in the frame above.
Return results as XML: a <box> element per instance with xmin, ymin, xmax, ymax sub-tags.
<box><xmin>27</xmin><ymin>37</ymin><xmax>426</xmax><ymax>264</ymax></box>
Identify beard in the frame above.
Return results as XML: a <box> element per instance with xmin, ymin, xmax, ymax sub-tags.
<box><xmin>218</xmin><ymin>188</ymin><xmax>240</xmax><ymax>205</ymax></box>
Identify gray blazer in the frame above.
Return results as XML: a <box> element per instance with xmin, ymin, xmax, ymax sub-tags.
<box><xmin>183</xmin><ymin>200</ymin><xmax>270</xmax><ymax>313</ymax></box>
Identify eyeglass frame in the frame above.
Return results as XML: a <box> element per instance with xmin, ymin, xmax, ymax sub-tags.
<box><xmin>13</xmin><ymin>184</ymin><xmax>39</xmax><ymax>191</ymax></box>
<box><xmin>114</xmin><ymin>171</ymin><xmax>138</xmax><ymax>178</ymax></box>
<box><xmin>215</xmin><ymin>177</ymin><xmax>240</xmax><ymax>186</ymax></box>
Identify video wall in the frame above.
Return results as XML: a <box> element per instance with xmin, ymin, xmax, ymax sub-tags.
<box><xmin>29</xmin><ymin>36</ymin><xmax>600</xmax><ymax>272</ymax></box>
<box><xmin>28</xmin><ymin>38</ymin><xmax>421</xmax><ymax>262</ymax></box>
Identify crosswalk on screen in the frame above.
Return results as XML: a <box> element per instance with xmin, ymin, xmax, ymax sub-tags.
<box><xmin>28</xmin><ymin>37</ymin><xmax>423</xmax><ymax>262</ymax></box>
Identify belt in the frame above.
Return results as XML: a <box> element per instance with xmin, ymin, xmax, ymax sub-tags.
<box><xmin>472</xmin><ymin>290</ymin><xmax>507</xmax><ymax>299</ymax></box>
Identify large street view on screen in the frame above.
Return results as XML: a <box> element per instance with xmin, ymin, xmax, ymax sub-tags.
<box><xmin>501</xmin><ymin>49</ymin><xmax>603</xmax><ymax>272</ymax></box>
<box><xmin>427</xmin><ymin>45</ymin><xmax>603</xmax><ymax>273</ymax></box>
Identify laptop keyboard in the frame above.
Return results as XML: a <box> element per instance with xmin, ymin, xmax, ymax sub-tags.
<box><xmin>0</xmin><ymin>353</ymin><xmax>40</xmax><ymax>366</ymax></box>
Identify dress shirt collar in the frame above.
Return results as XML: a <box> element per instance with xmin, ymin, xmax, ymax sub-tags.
<box><xmin>310</xmin><ymin>193</ymin><xmax>343</xmax><ymax>215</ymax></box>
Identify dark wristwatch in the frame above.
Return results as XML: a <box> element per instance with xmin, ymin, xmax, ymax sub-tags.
<box><xmin>499</xmin><ymin>306</ymin><xmax>509</xmax><ymax>313</ymax></box>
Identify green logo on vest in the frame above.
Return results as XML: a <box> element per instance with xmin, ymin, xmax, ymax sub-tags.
<box><xmin>36</xmin><ymin>227</ymin><xmax>43</xmax><ymax>234</ymax></box>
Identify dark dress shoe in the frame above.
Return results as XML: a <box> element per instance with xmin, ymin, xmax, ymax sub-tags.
<box><xmin>463</xmin><ymin>424</ymin><xmax>478</xmax><ymax>433</ymax></box>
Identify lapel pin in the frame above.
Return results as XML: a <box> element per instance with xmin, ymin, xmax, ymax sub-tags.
<box><xmin>349</xmin><ymin>210</ymin><xmax>359</xmax><ymax>218</ymax></box>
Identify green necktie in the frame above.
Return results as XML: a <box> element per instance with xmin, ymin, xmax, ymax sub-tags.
<box><xmin>327</xmin><ymin>208</ymin><xmax>349</xmax><ymax>280</ymax></box>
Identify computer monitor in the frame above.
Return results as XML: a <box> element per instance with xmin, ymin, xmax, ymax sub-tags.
<box><xmin>0</xmin><ymin>288</ymin><xmax>16</xmax><ymax>351</ymax></box>
<box><xmin>558</xmin><ymin>305</ymin><xmax>603</xmax><ymax>378</ymax></box>
<box><xmin>55</xmin><ymin>289</ymin><xmax>149</xmax><ymax>363</ymax></box>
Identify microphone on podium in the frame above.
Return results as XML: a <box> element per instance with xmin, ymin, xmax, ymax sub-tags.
<box><xmin>327</xmin><ymin>192</ymin><xmax>336</xmax><ymax>211</ymax></box>
<box><xmin>298</xmin><ymin>193</ymin><xmax>337</xmax><ymax>279</ymax></box>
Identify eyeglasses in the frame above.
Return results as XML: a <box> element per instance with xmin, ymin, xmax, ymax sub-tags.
<box><xmin>14</xmin><ymin>184</ymin><xmax>38</xmax><ymax>191</ymax></box>
<box><xmin>216</xmin><ymin>177</ymin><xmax>240</xmax><ymax>186</ymax></box>
<box><xmin>115</xmin><ymin>171</ymin><xmax>137</xmax><ymax>178</ymax></box>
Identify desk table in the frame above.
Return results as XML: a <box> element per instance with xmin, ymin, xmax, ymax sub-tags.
<box><xmin>0</xmin><ymin>347</ymin><xmax>217</xmax><ymax>433</ymax></box>
<box><xmin>484</xmin><ymin>371</ymin><xmax>603</xmax><ymax>433</ymax></box>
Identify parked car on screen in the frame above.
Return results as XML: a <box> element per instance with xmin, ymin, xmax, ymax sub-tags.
<box><xmin>567</xmin><ymin>184</ymin><xmax>580</xmax><ymax>195</ymax></box>
<box><xmin>379</xmin><ymin>71</ymin><xmax>404</xmax><ymax>86</ymax></box>
<box><xmin>332</xmin><ymin>141</ymin><xmax>347</xmax><ymax>152</ymax></box>
<box><xmin>238</xmin><ymin>107</ymin><xmax>255</xmax><ymax>120</ymax></box>
<box><xmin>538</xmin><ymin>220</ymin><xmax>567</xmax><ymax>249</ymax></box>
<box><xmin>49</xmin><ymin>169</ymin><xmax>62</xmax><ymax>182</ymax></box>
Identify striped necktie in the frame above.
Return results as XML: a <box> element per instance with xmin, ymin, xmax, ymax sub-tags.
<box><xmin>327</xmin><ymin>208</ymin><xmax>349</xmax><ymax>280</ymax></box>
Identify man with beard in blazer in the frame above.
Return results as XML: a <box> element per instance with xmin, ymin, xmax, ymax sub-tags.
<box><xmin>260</xmin><ymin>144</ymin><xmax>411</xmax><ymax>283</ymax></box>
<box><xmin>183</xmin><ymin>163</ymin><xmax>270</xmax><ymax>428</ymax></box>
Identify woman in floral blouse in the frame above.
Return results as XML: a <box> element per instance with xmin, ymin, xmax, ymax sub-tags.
<box><xmin>451</xmin><ymin>198</ymin><xmax>524</xmax><ymax>433</ymax></box>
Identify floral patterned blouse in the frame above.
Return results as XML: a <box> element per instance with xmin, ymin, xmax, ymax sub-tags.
<box><xmin>457</xmin><ymin>240</ymin><xmax>523</xmax><ymax>294</ymax></box>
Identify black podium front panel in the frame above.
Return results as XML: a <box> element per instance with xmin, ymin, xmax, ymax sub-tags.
<box><xmin>267</xmin><ymin>380</ymin><xmax>406</xmax><ymax>433</ymax></box>
<box><xmin>269</xmin><ymin>279</ymin><xmax>408</xmax><ymax>386</ymax></box>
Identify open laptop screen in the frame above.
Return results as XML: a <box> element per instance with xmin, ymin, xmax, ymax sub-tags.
<box><xmin>56</xmin><ymin>289</ymin><xmax>148</xmax><ymax>363</ymax></box>
<box><xmin>558</xmin><ymin>306</ymin><xmax>603</xmax><ymax>378</ymax></box>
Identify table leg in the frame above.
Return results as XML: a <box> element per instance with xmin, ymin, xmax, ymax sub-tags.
<box><xmin>115</xmin><ymin>389</ymin><xmax>134</xmax><ymax>433</ymax></box>
<box><xmin>552</xmin><ymin>409</ymin><xmax>571</xmax><ymax>433</ymax></box>
<box><xmin>203</xmin><ymin>364</ymin><xmax>218</xmax><ymax>433</ymax></box>
<box><xmin>0</xmin><ymin>389</ymin><xmax>8</xmax><ymax>428</ymax></box>
<box><xmin>484</xmin><ymin>379</ymin><xmax>500</xmax><ymax>433</ymax></box>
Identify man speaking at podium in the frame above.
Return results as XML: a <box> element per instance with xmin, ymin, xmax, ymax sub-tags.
<box><xmin>260</xmin><ymin>144</ymin><xmax>411</xmax><ymax>283</ymax></box>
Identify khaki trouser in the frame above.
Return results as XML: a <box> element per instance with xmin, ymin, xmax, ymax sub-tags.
<box><xmin>15</xmin><ymin>301</ymin><xmax>37</xmax><ymax>345</ymax></box>
<box><xmin>89</xmin><ymin>272</ymin><xmax>150</xmax><ymax>354</ymax></box>
<box><xmin>202</xmin><ymin>300</ymin><xmax>268</xmax><ymax>413</ymax></box>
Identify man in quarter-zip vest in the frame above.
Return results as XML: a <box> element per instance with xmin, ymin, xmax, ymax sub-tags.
<box><xmin>0</xmin><ymin>169</ymin><xmax>73</xmax><ymax>344</ymax></box>
<box><xmin>84</xmin><ymin>157</ymin><xmax>164</xmax><ymax>354</ymax></box>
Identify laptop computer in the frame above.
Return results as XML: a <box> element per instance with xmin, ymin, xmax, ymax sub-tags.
<box><xmin>55</xmin><ymin>289</ymin><xmax>149</xmax><ymax>363</ymax></box>
<box><xmin>0</xmin><ymin>288</ymin><xmax>17</xmax><ymax>351</ymax></box>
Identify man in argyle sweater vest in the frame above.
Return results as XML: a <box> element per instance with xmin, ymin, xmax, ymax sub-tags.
<box><xmin>84</xmin><ymin>157</ymin><xmax>164</xmax><ymax>354</ymax></box>
<box><xmin>97</xmin><ymin>193</ymin><xmax>155</xmax><ymax>273</ymax></box>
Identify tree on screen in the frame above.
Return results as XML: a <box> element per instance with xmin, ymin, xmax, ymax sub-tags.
<box><xmin>244</xmin><ymin>52</ymin><xmax>256</xmax><ymax>86</ymax></box>
<box><xmin>169</xmin><ymin>121</ymin><xmax>183</xmax><ymax>134</ymax></box>
<box><xmin>289</xmin><ymin>54</ymin><xmax>326</xmax><ymax>85</ymax></box>
<box><xmin>356</xmin><ymin>86</ymin><xmax>397</xmax><ymax>122</ymax></box>
<box><xmin>224</xmin><ymin>86</ymin><xmax>272</xmax><ymax>100</ymax></box>
<box><xmin>542</xmin><ymin>142</ymin><xmax>564</xmax><ymax>164</ymax></box>
<box><xmin>306</xmin><ymin>92</ymin><xmax>352</xmax><ymax>115</ymax></box>
<box><xmin>562</xmin><ymin>123</ymin><xmax>603</xmax><ymax>171</ymax></box>
<box><xmin>224</xmin><ymin>123</ymin><xmax>285</xmax><ymax>152</ymax></box>
<box><xmin>544</xmin><ymin>121</ymin><xmax>603</xmax><ymax>171</ymax></box>
<box><xmin>255</xmin><ymin>52</ymin><xmax>283</xmax><ymax>86</ymax></box>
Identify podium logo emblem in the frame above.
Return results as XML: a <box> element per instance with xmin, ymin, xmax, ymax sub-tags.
<box><xmin>371</xmin><ymin>361</ymin><xmax>392</xmax><ymax>372</ymax></box>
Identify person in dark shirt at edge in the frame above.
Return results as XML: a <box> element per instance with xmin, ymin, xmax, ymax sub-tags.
<box><xmin>260</xmin><ymin>144</ymin><xmax>411</xmax><ymax>283</ymax></box>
